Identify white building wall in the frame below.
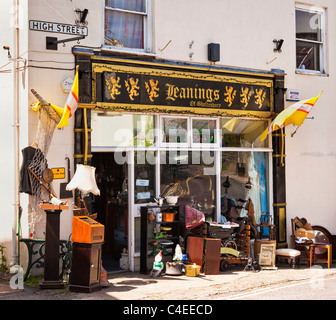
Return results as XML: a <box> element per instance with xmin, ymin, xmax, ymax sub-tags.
<box><xmin>0</xmin><ymin>0</ymin><xmax>29</xmax><ymax>266</ymax></box>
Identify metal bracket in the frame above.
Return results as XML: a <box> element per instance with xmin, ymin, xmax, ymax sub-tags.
<box><xmin>46</xmin><ymin>35</ymin><xmax>85</xmax><ymax>50</ymax></box>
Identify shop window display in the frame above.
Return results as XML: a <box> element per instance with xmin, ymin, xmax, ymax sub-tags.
<box><xmin>160</xmin><ymin>151</ymin><xmax>216</xmax><ymax>221</ymax></box>
<box><xmin>221</xmin><ymin>151</ymin><xmax>269</xmax><ymax>225</ymax></box>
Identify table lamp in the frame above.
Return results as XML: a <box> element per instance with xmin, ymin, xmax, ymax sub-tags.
<box><xmin>66</xmin><ymin>164</ymin><xmax>100</xmax><ymax>216</ymax></box>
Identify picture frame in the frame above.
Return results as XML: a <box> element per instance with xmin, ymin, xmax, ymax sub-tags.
<box><xmin>259</xmin><ymin>243</ymin><xmax>276</xmax><ymax>267</ymax></box>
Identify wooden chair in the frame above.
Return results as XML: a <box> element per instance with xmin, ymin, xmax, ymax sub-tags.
<box><xmin>291</xmin><ymin>219</ymin><xmax>332</xmax><ymax>268</ymax></box>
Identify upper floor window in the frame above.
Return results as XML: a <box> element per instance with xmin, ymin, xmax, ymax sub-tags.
<box><xmin>104</xmin><ymin>0</ymin><xmax>152</xmax><ymax>52</ymax></box>
<box><xmin>295</xmin><ymin>4</ymin><xmax>326</xmax><ymax>73</ymax></box>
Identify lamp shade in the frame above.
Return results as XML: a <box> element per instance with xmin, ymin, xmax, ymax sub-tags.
<box><xmin>66</xmin><ymin>164</ymin><xmax>100</xmax><ymax>196</ymax></box>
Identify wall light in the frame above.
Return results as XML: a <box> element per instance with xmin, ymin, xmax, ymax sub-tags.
<box><xmin>75</xmin><ymin>8</ymin><xmax>89</xmax><ymax>25</ymax></box>
<box><xmin>273</xmin><ymin>39</ymin><xmax>284</xmax><ymax>53</ymax></box>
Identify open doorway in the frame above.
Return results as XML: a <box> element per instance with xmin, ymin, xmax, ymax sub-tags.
<box><xmin>92</xmin><ymin>152</ymin><xmax>128</xmax><ymax>272</ymax></box>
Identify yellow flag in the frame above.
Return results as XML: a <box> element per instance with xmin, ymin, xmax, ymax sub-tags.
<box><xmin>260</xmin><ymin>91</ymin><xmax>323</xmax><ymax>141</ymax></box>
<box><xmin>57</xmin><ymin>66</ymin><xmax>79</xmax><ymax>129</ymax></box>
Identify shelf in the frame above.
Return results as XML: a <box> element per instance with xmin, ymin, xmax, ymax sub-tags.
<box><xmin>148</xmin><ymin>220</ymin><xmax>179</xmax><ymax>225</ymax></box>
<box><xmin>148</xmin><ymin>236</ymin><xmax>179</xmax><ymax>243</ymax></box>
<box><xmin>140</xmin><ymin>205</ymin><xmax>182</xmax><ymax>274</ymax></box>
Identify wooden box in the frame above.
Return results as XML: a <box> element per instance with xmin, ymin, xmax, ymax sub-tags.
<box><xmin>72</xmin><ymin>216</ymin><xmax>105</xmax><ymax>244</ymax></box>
<box><xmin>69</xmin><ymin>242</ymin><xmax>103</xmax><ymax>293</ymax></box>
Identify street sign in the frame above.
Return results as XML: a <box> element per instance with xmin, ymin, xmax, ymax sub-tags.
<box><xmin>29</xmin><ymin>20</ymin><xmax>88</xmax><ymax>36</ymax></box>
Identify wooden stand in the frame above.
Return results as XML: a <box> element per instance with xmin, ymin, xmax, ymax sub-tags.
<box><xmin>39</xmin><ymin>204</ymin><xmax>69</xmax><ymax>289</ymax></box>
<box><xmin>69</xmin><ymin>242</ymin><xmax>103</xmax><ymax>293</ymax></box>
<box><xmin>69</xmin><ymin>216</ymin><xmax>105</xmax><ymax>293</ymax></box>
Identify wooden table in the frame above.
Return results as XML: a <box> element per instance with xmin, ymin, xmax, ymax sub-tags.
<box><xmin>39</xmin><ymin>203</ymin><xmax>69</xmax><ymax>289</ymax></box>
<box><xmin>309</xmin><ymin>243</ymin><xmax>332</xmax><ymax>268</ymax></box>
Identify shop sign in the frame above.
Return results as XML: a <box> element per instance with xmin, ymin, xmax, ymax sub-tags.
<box><xmin>92</xmin><ymin>62</ymin><xmax>273</xmax><ymax>116</ymax></box>
<box><xmin>51</xmin><ymin>167</ymin><xmax>65</xmax><ymax>179</ymax></box>
<box><xmin>286</xmin><ymin>89</ymin><xmax>300</xmax><ymax>101</ymax></box>
<box><xmin>29</xmin><ymin>20</ymin><xmax>88</xmax><ymax>36</ymax></box>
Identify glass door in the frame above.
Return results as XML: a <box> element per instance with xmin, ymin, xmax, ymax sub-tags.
<box><xmin>92</xmin><ymin>152</ymin><xmax>129</xmax><ymax>272</ymax></box>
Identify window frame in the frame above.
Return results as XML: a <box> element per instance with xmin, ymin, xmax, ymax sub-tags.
<box><xmin>159</xmin><ymin>115</ymin><xmax>190</xmax><ymax>148</ymax></box>
<box><xmin>103</xmin><ymin>0</ymin><xmax>153</xmax><ymax>54</ymax></box>
<box><xmin>191</xmin><ymin>117</ymin><xmax>220</xmax><ymax>148</ymax></box>
<box><xmin>295</xmin><ymin>4</ymin><xmax>326</xmax><ymax>75</ymax></box>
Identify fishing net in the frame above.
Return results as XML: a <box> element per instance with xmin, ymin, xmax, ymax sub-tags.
<box><xmin>32</xmin><ymin>89</ymin><xmax>61</xmax><ymax>155</ymax></box>
<box><xmin>27</xmin><ymin>90</ymin><xmax>61</xmax><ymax>237</ymax></box>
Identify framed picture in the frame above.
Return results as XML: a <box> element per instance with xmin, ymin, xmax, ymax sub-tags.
<box><xmin>259</xmin><ymin>244</ymin><xmax>276</xmax><ymax>267</ymax></box>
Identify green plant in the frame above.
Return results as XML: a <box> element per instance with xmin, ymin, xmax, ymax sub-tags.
<box><xmin>24</xmin><ymin>275</ymin><xmax>43</xmax><ymax>288</ymax></box>
<box><xmin>0</xmin><ymin>245</ymin><xmax>8</xmax><ymax>273</ymax></box>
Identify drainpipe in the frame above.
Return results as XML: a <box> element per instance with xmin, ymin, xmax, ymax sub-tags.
<box><xmin>11</xmin><ymin>0</ymin><xmax>20</xmax><ymax>267</ymax></box>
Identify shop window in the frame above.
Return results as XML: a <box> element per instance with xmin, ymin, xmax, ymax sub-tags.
<box><xmin>161</xmin><ymin>117</ymin><xmax>189</xmax><ymax>146</ymax></box>
<box><xmin>192</xmin><ymin>118</ymin><xmax>218</xmax><ymax>146</ymax></box>
<box><xmin>295</xmin><ymin>4</ymin><xmax>326</xmax><ymax>73</ymax></box>
<box><xmin>91</xmin><ymin>113</ymin><xmax>154</xmax><ymax>147</ymax></box>
<box><xmin>160</xmin><ymin>151</ymin><xmax>216</xmax><ymax>221</ymax></box>
<box><xmin>220</xmin><ymin>118</ymin><xmax>269</xmax><ymax>148</ymax></box>
<box><xmin>134</xmin><ymin>151</ymin><xmax>156</xmax><ymax>204</ymax></box>
<box><xmin>104</xmin><ymin>0</ymin><xmax>152</xmax><ymax>52</ymax></box>
<box><xmin>221</xmin><ymin>151</ymin><xmax>269</xmax><ymax>225</ymax></box>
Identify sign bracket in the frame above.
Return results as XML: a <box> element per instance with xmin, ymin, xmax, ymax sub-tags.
<box><xmin>46</xmin><ymin>35</ymin><xmax>85</xmax><ymax>50</ymax></box>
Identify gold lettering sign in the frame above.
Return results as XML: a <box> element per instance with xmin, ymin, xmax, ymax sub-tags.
<box><xmin>94</xmin><ymin>62</ymin><xmax>274</xmax><ymax>116</ymax></box>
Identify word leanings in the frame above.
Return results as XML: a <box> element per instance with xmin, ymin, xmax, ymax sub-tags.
<box><xmin>102</xmin><ymin>70</ymin><xmax>272</xmax><ymax>113</ymax></box>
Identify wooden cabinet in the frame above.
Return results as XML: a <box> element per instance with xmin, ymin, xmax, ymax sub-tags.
<box><xmin>69</xmin><ymin>242</ymin><xmax>103</xmax><ymax>293</ymax></box>
<box><xmin>187</xmin><ymin>236</ymin><xmax>221</xmax><ymax>275</ymax></box>
<box><xmin>140</xmin><ymin>205</ymin><xmax>181</xmax><ymax>274</ymax></box>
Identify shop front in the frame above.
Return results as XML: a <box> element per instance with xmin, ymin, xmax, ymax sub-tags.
<box><xmin>73</xmin><ymin>52</ymin><xmax>286</xmax><ymax>272</ymax></box>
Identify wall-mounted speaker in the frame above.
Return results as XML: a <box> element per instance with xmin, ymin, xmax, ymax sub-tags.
<box><xmin>208</xmin><ymin>43</ymin><xmax>220</xmax><ymax>62</ymax></box>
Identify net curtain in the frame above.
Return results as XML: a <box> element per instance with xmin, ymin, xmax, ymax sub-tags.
<box><xmin>105</xmin><ymin>0</ymin><xmax>145</xmax><ymax>49</ymax></box>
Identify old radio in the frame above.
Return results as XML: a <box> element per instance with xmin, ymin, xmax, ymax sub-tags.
<box><xmin>72</xmin><ymin>216</ymin><xmax>105</xmax><ymax>244</ymax></box>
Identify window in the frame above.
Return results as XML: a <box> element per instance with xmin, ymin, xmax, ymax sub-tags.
<box><xmin>134</xmin><ymin>151</ymin><xmax>156</xmax><ymax>204</ymax></box>
<box><xmin>220</xmin><ymin>118</ymin><xmax>269</xmax><ymax>148</ymax></box>
<box><xmin>91</xmin><ymin>113</ymin><xmax>154</xmax><ymax>147</ymax></box>
<box><xmin>192</xmin><ymin>118</ymin><xmax>218</xmax><ymax>146</ymax></box>
<box><xmin>221</xmin><ymin>151</ymin><xmax>269</xmax><ymax>225</ymax></box>
<box><xmin>104</xmin><ymin>0</ymin><xmax>152</xmax><ymax>52</ymax></box>
<box><xmin>160</xmin><ymin>151</ymin><xmax>216</xmax><ymax>221</ymax></box>
<box><xmin>295</xmin><ymin>4</ymin><xmax>326</xmax><ymax>73</ymax></box>
<box><xmin>160</xmin><ymin>116</ymin><xmax>189</xmax><ymax>147</ymax></box>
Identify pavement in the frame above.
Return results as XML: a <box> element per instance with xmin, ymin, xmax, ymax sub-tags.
<box><xmin>1</xmin><ymin>262</ymin><xmax>336</xmax><ymax>301</ymax></box>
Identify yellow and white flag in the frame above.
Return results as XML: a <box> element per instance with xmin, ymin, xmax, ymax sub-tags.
<box><xmin>57</xmin><ymin>66</ymin><xmax>79</xmax><ymax>129</ymax></box>
<box><xmin>259</xmin><ymin>91</ymin><xmax>323</xmax><ymax>141</ymax></box>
